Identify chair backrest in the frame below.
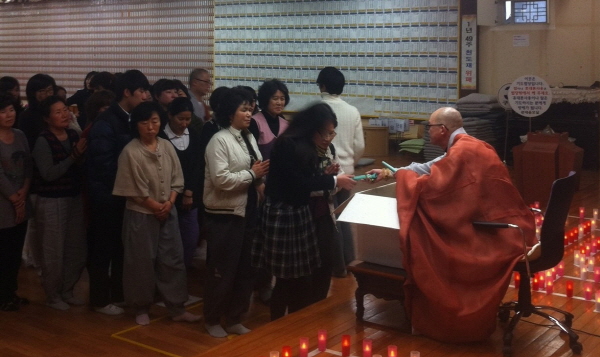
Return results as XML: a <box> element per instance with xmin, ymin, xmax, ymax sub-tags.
<box><xmin>530</xmin><ymin>171</ymin><xmax>577</xmax><ymax>272</ymax></box>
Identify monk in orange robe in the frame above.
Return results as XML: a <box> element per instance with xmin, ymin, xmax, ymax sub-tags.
<box><xmin>370</xmin><ymin>107</ymin><xmax>536</xmax><ymax>342</ymax></box>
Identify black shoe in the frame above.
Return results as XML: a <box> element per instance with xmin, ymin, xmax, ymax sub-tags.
<box><xmin>0</xmin><ymin>301</ymin><xmax>19</xmax><ymax>311</ymax></box>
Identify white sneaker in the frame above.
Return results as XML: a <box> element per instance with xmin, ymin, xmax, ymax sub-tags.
<box><xmin>95</xmin><ymin>304</ymin><xmax>125</xmax><ymax>315</ymax></box>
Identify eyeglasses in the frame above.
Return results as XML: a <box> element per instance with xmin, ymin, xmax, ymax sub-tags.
<box><xmin>319</xmin><ymin>131</ymin><xmax>337</xmax><ymax>140</ymax></box>
<box><xmin>425</xmin><ymin>124</ymin><xmax>445</xmax><ymax>130</ymax></box>
<box><xmin>193</xmin><ymin>78</ymin><xmax>212</xmax><ymax>85</ymax></box>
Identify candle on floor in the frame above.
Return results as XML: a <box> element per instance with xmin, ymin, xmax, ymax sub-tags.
<box><xmin>580</xmin><ymin>207</ymin><xmax>585</xmax><ymax>224</ymax></box>
<box><xmin>585</xmin><ymin>285</ymin><xmax>593</xmax><ymax>300</ymax></box>
<box><xmin>363</xmin><ymin>339</ymin><xmax>372</xmax><ymax>357</ymax></box>
<box><xmin>387</xmin><ymin>345</ymin><xmax>398</xmax><ymax>357</ymax></box>
<box><xmin>594</xmin><ymin>208</ymin><xmax>598</xmax><ymax>221</ymax></box>
<box><xmin>532</xmin><ymin>275</ymin><xmax>539</xmax><ymax>290</ymax></box>
<box><xmin>281</xmin><ymin>346</ymin><xmax>291</xmax><ymax>357</ymax></box>
<box><xmin>551</xmin><ymin>267</ymin><xmax>557</xmax><ymax>280</ymax></box>
<box><xmin>317</xmin><ymin>330</ymin><xmax>327</xmax><ymax>352</ymax></box>
<box><xmin>564</xmin><ymin>234</ymin><xmax>569</xmax><ymax>246</ymax></box>
<box><xmin>580</xmin><ymin>266</ymin><xmax>587</xmax><ymax>281</ymax></box>
<box><xmin>545</xmin><ymin>270</ymin><xmax>552</xmax><ymax>283</ymax></box>
<box><xmin>595</xmin><ymin>290</ymin><xmax>600</xmax><ymax>312</ymax></box>
<box><xmin>586</xmin><ymin>244</ymin><xmax>591</xmax><ymax>257</ymax></box>
<box><xmin>514</xmin><ymin>272</ymin><xmax>520</xmax><ymax>289</ymax></box>
<box><xmin>592</xmin><ymin>241</ymin><xmax>598</xmax><ymax>254</ymax></box>
<box><xmin>546</xmin><ymin>280</ymin><xmax>553</xmax><ymax>295</ymax></box>
<box><xmin>270</xmin><ymin>352</ymin><xmax>279</xmax><ymax>357</ymax></box>
<box><xmin>539</xmin><ymin>273</ymin><xmax>545</xmax><ymax>289</ymax></box>
<box><xmin>578</xmin><ymin>224</ymin><xmax>584</xmax><ymax>239</ymax></box>
<box><xmin>574</xmin><ymin>250</ymin><xmax>581</xmax><ymax>267</ymax></box>
<box><xmin>579</xmin><ymin>257</ymin><xmax>586</xmax><ymax>276</ymax></box>
<box><xmin>566</xmin><ymin>280</ymin><xmax>574</xmax><ymax>298</ymax></box>
<box><xmin>341</xmin><ymin>335</ymin><xmax>351</xmax><ymax>357</ymax></box>
<box><xmin>593</xmin><ymin>219</ymin><xmax>597</xmax><ymax>232</ymax></box>
<box><xmin>594</xmin><ymin>267</ymin><xmax>600</xmax><ymax>283</ymax></box>
<box><xmin>557</xmin><ymin>261</ymin><xmax>565</xmax><ymax>276</ymax></box>
<box><xmin>299</xmin><ymin>337</ymin><xmax>309</xmax><ymax>357</ymax></box>
<box><xmin>588</xmin><ymin>257</ymin><xmax>595</xmax><ymax>272</ymax></box>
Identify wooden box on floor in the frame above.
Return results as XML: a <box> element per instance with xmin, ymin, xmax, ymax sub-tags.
<box><xmin>338</xmin><ymin>183</ymin><xmax>405</xmax><ymax>320</ymax></box>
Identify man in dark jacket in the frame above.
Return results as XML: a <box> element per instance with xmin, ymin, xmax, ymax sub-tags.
<box><xmin>86</xmin><ymin>69</ymin><xmax>150</xmax><ymax>315</ymax></box>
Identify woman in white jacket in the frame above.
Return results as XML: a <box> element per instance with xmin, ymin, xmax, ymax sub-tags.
<box><xmin>202</xmin><ymin>87</ymin><xmax>269</xmax><ymax>338</ymax></box>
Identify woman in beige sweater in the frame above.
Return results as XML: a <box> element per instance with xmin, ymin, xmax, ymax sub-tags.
<box><xmin>113</xmin><ymin>101</ymin><xmax>200</xmax><ymax>326</ymax></box>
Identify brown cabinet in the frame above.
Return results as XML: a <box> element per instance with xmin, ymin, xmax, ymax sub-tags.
<box><xmin>363</xmin><ymin>126</ymin><xmax>389</xmax><ymax>156</ymax></box>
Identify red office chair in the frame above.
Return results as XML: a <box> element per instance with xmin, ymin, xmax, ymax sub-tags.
<box><xmin>474</xmin><ymin>171</ymin><xmax>580</xmax><ymax>356</ymax></box>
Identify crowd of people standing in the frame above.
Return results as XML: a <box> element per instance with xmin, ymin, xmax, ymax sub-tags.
<box><xmin>0</xmin><ymin>67</ymin><xmax>365</xmax><ymax>337</ymax></box>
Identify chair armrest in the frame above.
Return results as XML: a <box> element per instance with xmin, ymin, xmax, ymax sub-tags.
<box><xmin>472</xmin><ymin>221</ymin><xmax>519</xmax><ymax>229</ymax></box>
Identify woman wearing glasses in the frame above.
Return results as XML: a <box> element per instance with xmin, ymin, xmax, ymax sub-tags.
<box><xmin>202</xmin><ymin>87</ymin><xmax>269</xmax><ymax>338</ymax></box>
<box><xmin>252</xmin><ymin>102</ymin><xmax>356</xmax><ymax>320</ymax></box>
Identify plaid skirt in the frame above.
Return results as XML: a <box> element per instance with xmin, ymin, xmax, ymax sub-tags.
<box><xmin>251</xmin><ymin>198</ymin><xmax>321</xmax><ymax>279</ymax></box>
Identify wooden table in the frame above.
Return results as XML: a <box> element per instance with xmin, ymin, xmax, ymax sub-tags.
<box><xmin>347</xmin><ymin>260</ymin><xmax>407</xmax><ymax>321</ymax></box>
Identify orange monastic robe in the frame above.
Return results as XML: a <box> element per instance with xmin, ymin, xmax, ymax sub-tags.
<box><xmin>395</xmin><ymin>134</ymin><xmax>536</xmax><ymax>343</ymax></box>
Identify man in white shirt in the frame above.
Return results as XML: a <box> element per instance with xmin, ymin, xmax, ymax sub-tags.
<box><xmin>317</xmin><ymin>67</ymin><xmax>364</xmax><ymax>277</ymax></box>
<box><xmin>188</xmin><ymin>68</ymin><xmax>212</xmax><ymax>121</ymax></box>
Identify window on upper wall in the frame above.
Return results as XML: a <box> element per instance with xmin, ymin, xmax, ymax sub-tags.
<box><xmin>502</xmin><ymin>1</ymin><xmax>549</xmax><ymax>24</ymax></box>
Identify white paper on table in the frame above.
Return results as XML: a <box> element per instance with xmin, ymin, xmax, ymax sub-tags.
<box><xmin>338</xmin><ymin>192</ymin><xmax>399</xmax><ymax>230</ymax></box>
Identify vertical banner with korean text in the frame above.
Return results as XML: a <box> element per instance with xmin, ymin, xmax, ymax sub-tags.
<box><xmin>460</xmin><ymin>14</ymin><xmax>477</xmax><ymax>90</ymax></box>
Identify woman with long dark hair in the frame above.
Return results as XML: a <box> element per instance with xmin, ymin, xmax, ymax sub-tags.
<box><xmin>252</xmin><ymin>102</ymin><xmax>356</xmax><ymax>320</ymax></box>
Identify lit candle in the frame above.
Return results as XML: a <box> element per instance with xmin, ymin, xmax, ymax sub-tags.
<box><xmin>546</xmin><ymin>280</ymin><xmax>553</xmax><ymax>295</ymax></box>
<box><xmin>579</xmin><ymin>256</ymin><xmax>586</xmax><ymax>275</ymax></box>
<box><xmin>318</xmin><ymin>330</ymin><xmax>327</xmax><ymax>352</ymax></box>
<box><xmin>299</xmin><ymin>337</ymin><xmax>309</xmax><ymax>357</ymax></box>
<box><xmin>593</xmin><ymin>219</ymin><xmax>597</xmax><ymax>232</ymax></box>
<box><xmin>578</xmin><ymin>224</ymin><xmax>584</xmax><ymax>239</ymax></box>
<box><xmin>594</xmin><ymin>267</ymin><xmax>600</xmax><ymax>283</ymax></box>
<box><xmin>410</xmin><ymin>352</ymin><xmax>421</xmax><ymax>357</ymax></box>
<box><xmin>580</xmin><ymin>207</ymin><xmax>585</xmax><ymax>224</ymax></box>
<box><xmin>387</xmin><ymin>345</ymin><xmax>398</xmax><ymax>357</ymax></box>
<box><xmin>566</xmin><ymin>280</ymin><xmax>573</xmax><ymax>297</ymax></box>
<box><xmin>536</xmin><ymin>226</ymin><xmax>541</xmax><ymax>239</ymax></box>
<box><xmin>585</xmin><ymin>284</ymin><xmax>593</xmax><ymax>300</ymax></box>
<box><xmin>545</xmin><ymin>270</ymin><xmax>552</xmax><ymax>283</ymax></box>
<box><xmin>281</xmin><ymin>346</ymin><xmax>292</xmax><ymax>357</ymax></box>
<box><xmin>595</xmin><ymin>290</ymin><xmax>600</xmax><ymax>313</ymax></box>
<box><xmin>557</xmin><ymin>261</ymin><xmax>565</xmax><ymax>276</ymax></box>
<box><xmin>588</xmin><ymin>257</ymin><xmax>595</xmax><ymax>272</ymax></box>
<box><xmin>551</xmin><ymin>267</ymin><xmax>557</xmax><ymax>280</ymax></box>
<box><xmin>585</xmin><ymin>244</ymin><xmax>591</xmax><ymax>257</ymax></box>
<box><xmin>514</xmin><ymin>272</ymin><xmax>520</xmax><ymax>289</ymax></box>
<box><xmin>363</xmin><ymin>339</ymin><xmax>373</xmax><ymax>357</ymax></box>
<box><xmin>342</xmin><ymin>335</ymin><xmax>351</xmax><ymax>357</ymax></box>
<box><xmin>574</xmin><ymin>250</ymin><xmax>581</xmax><ymax>267</ymax></box>
<box><xmin>592</xmin><ymin>241</ymin><xmax>597</xmax><ymax>254</ymax></box>
<box><xmin>594</xmin><ymin>208</ymin><xmax>598</xmax><ymax>221</ymax></box>
<box><xmin>564</xmin><ymin>235</ymin><xmax>569</xmax><ymax>246</ymax></box>
<box><xmin>532</xmin><ymin>275</ymin><xmax>539</xmax><ymax>290</ymax></box>
<box><xmin>580</xmin><ymin>266</ymin><xmax>587</xmax><ymax>281</ymax></box>
<box><xmin>586</xmin><ymin>221</ymin><xmax>592</xmax><ymax>234</ymax></box>
<box><xmin>538</xmin><ymin>273</ymin><xmax>545</xmax><ymax>289</ymax></box>
<box><xmin>270</xmin><ymin>352</ymin><xmax>280</xmax><ymax>357</ymax></box>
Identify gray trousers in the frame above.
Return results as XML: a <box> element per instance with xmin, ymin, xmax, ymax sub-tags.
<box><xmin>122</xmin><ymin>208</ymin><xmax>188</xmax><ymax>316</ymax></box>
<box><xmin>35</xmin><ymin>195</ymin><xmax>87</xmax><ymax>303</ymax></box>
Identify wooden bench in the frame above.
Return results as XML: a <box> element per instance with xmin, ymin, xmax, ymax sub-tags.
<box><xmin>347</xmin><ymin>260</ymin><xmax>407</xmax><ymax>321</ymax></box>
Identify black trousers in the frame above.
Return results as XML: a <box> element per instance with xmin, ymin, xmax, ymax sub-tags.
<box><xmin>0</xmin><ymin>221</ymin><xmax>27</xmax><ymax>303</ymax></box>
<box><xmin>203</xmin><ymin>212</ymin><xmax>257</xmax><ymax>326</ymax></box>
<box><xmin>87</xmin><ymin>196</ymin><xmax>125</xmax><ymax>308</ymax></box>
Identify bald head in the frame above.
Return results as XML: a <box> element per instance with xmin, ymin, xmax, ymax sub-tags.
<box><xmin>430</xmin><ymin>107</ymin><xmax>463</xmax><ymax>132</ymax></box>
<box><xmin>428</xmin><ymin>107</ymin><xmax>463</xmax><ymax>149</ymax></box>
